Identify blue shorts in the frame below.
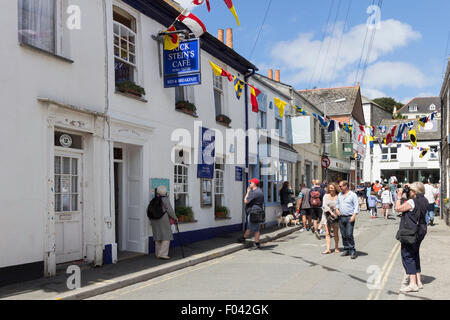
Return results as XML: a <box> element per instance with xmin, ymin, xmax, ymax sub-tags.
<box><xmin>246</xmin><ymin>214</ymin><xmax>261</xmax><ymax>233</ymax></box>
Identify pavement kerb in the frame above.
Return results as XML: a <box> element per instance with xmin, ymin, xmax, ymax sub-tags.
<box><xmin>55</xmin><ymin>225</ymin><xmax>301</xmax><ymax>300</ymax></box>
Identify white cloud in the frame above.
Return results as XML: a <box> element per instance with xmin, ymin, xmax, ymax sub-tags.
<box><xmin>362</xmin><ymin>88</ymin><xmax>387</xmax><ymax>100</ymax></box>
<box><xmin>270</xmin><ymin>19</ymin><xmax>422</xmax><ymax>87</ymax></box>
<box><xmin>349</xmin><ymin>61</ymin><xmax>429</xmax><ymax>89</ymax></box>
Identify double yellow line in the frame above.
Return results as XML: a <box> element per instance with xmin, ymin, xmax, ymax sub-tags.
<box><xmin>367</xmin><ymin>242</ymin><xmax>401</xmax><ymax>300</ymax></box>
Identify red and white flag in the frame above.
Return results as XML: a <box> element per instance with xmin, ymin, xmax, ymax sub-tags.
<box><xmin>192</xmin><ymin>0</ymin><xmax>211</xmax><ymax>12</ymax></box>
<box><xmin>177</xmin><ymin>9</ymin><xmax>207</xmax><ymax>38</ymax></box>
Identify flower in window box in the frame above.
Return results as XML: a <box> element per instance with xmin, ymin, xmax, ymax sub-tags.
<box><xmin>175</xmin><ymin>100</ymin><xmax>197</xmax><ymax>115</ymax></box>
<box><xmin>116</xmin><ymin>81</ymin><xmax>146</xmax><ymax>97</ymax></box>
<box><xmin>216</xmin><ymin>114</ymin><xmax>232</xmax><ymax>125</ymax></box>
<box><xmin>176</xmin><ymin>206</ymin><xmax>194</xmax><ymax>222</ymax></box>
<box><xmin>215</xmin><ymin>206</ymin><xmax>229</xmax><ymax>219</ymax></box>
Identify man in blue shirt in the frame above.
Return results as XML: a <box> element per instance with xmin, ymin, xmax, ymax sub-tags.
<box><xmin>336</xmin><ymin>180</ymin><xmax>360</xmax><ymax>259</ymax></box>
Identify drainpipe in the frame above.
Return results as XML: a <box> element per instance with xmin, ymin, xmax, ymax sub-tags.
<box><xmin>103</xmin><ymin>0</ymin><xmax>113</xmax><ymax>264</ymax></box>
<box><xmin>243</xmin><ymin>67</ymin><xmax>256</xmax><ymax>231</ymax></box>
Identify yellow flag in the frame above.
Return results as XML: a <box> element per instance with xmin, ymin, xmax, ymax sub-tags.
<box><xmin>164</xmin><ymin>26</ymin><xmax>179</xmax><ymax>50</ymax></box>
<box><xmin>274</xmin><ymin>97</ymin><xmax>287</xmax><ymax>118</ymax></box>
<box><xmin>409</xmin><ymin>129</ymin><xmax>417</xmax><ymax>147</ymax></box>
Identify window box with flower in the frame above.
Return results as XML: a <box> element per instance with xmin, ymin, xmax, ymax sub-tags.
<box><xmin>216</xmin><ymin>114</ymin><xmax>232</xmax><ymax>126</ymax></box>
<box><xmin>175</xmin><ymin>100</ymin><xmax>197</xmax><ymax>116</ymax></box>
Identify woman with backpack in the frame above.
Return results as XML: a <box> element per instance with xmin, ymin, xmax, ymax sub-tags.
<box><xmin>394</xmin><ymin>182</ymin><xmax>428</xmax><ymax>293</ymax></box>
<box><xmin>148</xmin><ymin>186</ymin><xmax>178</xmax><ymax>260</ymax></box>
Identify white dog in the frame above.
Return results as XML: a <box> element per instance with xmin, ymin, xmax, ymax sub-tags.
<box><xmin>277</xmin><ymin>213</ymin><xmax>295</xmax><ymax>228</ymax></box>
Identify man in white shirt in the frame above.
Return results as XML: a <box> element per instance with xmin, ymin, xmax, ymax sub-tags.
<box><xmin>423</xmin><ymin>179</ymin><xmax>437</xmax><ymax>226</ymax></box>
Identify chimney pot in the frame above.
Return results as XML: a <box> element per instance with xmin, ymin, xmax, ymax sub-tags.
<box><xmin>217</xmin><ymin>29</ymin><xmax>224</xmax><ymax>42</ymax></box>
<box><xmin>268</xmin><ymin>69</ymin><xmax>273</xmax><ymax>79</ymax></box>
<box><xmin>275</xmin><ymin>70</ymin><xmax>280</xmax><ymax>82</ymax></box>
<box><xmin>226</xmin><ymin>28</ymin><xmax>233</xmax><ymax>49</ymax></box>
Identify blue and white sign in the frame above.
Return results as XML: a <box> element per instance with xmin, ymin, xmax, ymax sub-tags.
<box><xmin>235</xmin><ymin>167</ymin><xmax>243</xmax><ymax>181</ymax></box>
<box><xmin>197</xmin><ymin>127</ymin><xmax>215</xmax><ymax>179</ymax></box>
<box><xmin>163</xmin><ymin>38</ymin><xmax>201</xmax><ymax>88</ymax></box>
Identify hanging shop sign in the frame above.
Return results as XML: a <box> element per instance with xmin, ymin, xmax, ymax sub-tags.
<box><xmin>163</xmin><ymin>38</ymin><xmax>201</xmax><ymax>88</ymax></box>
<box><xmin>197</xmin><ymin>127</ymin><xmax>215</xmax><ymax>179</ymax></box>
<box><xmin>343</xmin><ymin>143</ymin><xmax>353</xmax><ymax>157</ymax></box>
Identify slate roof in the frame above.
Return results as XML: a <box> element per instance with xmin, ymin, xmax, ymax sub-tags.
<box><xmin>397</xmin><ymin>97</ymin><xmax>441</xmax><ymax>115</ymax></box>
<box><xmin>361</xmin><ymin>95</ymin><xmax>393</xmax><ymax>127</ymax></box>
<box><xmin>378</xmin><ymin>118</ymin><xmax>441</xmax><ymax>141</ymax></box>
<box><xmin>298</xmin><ymin>86</ymin><xmax>364</xmax><ymax>124</ymax></box>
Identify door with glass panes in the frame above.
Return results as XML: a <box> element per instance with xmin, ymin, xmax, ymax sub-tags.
<box><xmin>54</xmin><ymin>153</ymin><xmax>83</xmax><ymax>264</ymax></box>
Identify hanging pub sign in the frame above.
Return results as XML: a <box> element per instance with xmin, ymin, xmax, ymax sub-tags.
<box><xmin>197</xmin><ymin>127</ymin><xmax>215</xmax><ymax>179</ymax></box>
<box><xmin>163</xmin><ymin>38</ymin><xmax>201</xmax><ymax>88</ymax></box>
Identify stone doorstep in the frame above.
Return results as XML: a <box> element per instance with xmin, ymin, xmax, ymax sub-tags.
<box><xmin>55</xmin><ymin>226</ymin><xmax>301</xmax><ymax>300</ymax></box>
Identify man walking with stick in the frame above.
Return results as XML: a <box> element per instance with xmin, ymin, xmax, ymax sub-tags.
<box><xmin>336</xmin><ymin>181</ymin><xmax>360</xmax><ymax>259</ymax></box>
<box><xmin>238</xmin><ymin>178</ymin><xmax>265</xmax><ymax>250</ymax></box>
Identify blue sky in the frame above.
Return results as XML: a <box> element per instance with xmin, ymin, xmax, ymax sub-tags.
<box><xmin>178</xmin><ymin>0</ymin><xmax>450</xmax><ymax>104</ymax></box>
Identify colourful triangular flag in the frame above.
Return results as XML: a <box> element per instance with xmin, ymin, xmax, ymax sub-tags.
<box><xmin>233</xmin><ymin>77</ymin><xmax>244</xmax><ymax>100</ymax></box>
<box><xmin>163</xmin><ymin>26</ymin><xmax>179</xmax><ymax>50</ymax></box>
<box><xmin>274</xmin><ymin>98</ymin><xmax>287</xmax><ymax>118</ymax></box>
<box><xmin>224</xmin><ymin>0</ymin><xmax>240</xmax><ymax>26</ymax></box>
<box><xmin>249</xmin><ymin>85</ymin><xmax>261</xmax><ymax>113</ymax></box>
<box><xmin>409</xmin><ymin>129</ymin><xmax>417</xmax><ymax>147</ymax></box>
<box><xmin>209</xmin><ymin>61</ymin><xmax>233</xmax><ymax>82</ymax></box>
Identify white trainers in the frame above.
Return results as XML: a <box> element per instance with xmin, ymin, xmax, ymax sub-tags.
<box><xmin>300</xmin><ymin>228</ymin><xmax>306</xmax><ymax>232</ymax></box>
<box><xmin>402</xmin><ymin>274</ymin><xmax>409</xmax><ymax>285</ymax></box>
<box><xmin>400</xmin><ymin>284</ymin><xmax>419</xmax><ymax>293</ymax></box>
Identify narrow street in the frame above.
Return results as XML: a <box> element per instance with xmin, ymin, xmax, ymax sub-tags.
<box><xmin>89</xmin><ymin>211</ymin><xmax>413</xmax><ymax>300</ymax></box>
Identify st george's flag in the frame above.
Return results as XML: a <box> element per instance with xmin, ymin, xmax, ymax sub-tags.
<box><xmin>409</xmin><ymin>129</ymin><xmax>417</xmax><ymax>147</ymax></box>
<box><xmin>224</xmin><ymin>0</ymin><xmax>240</xmax><ymax>26</ymax></box>
<box><xmin>192</xmin><ymin>0</ymin><xmax>211</xmax><ymax>12</ymax></box>
<box><xmin>233</xmin><ymin>77</ymin><xmax>245</xmax><ymax>100</ymax></box>
<box><xmin>177</xmin><ymin>9</ymin><xmax>207</xmax><ymax>38</ymax></box>
<box><xmin>163</xmin><ymin>26</ymin><xmax>179</xmax><ymax>51</ymax></box>
<box><xmin>209</xmin><ymin>61</ymin><xmax>233</xmax><ymax>82</ymax></box>
<box><xmin>274</xmin><ymin>98</ymin><xmax>287</xmax><ymax>118</ymax></box>
<box><xmin>249</xmin><ymin>85</ymin><xmax>261</xmax><ymax>113</ymax></box>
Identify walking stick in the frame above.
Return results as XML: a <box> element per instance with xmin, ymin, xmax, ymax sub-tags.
<box><xmin>175</xmin><ymin>222</ymin><xmax>185</xmax><ymax>258</ymax></box>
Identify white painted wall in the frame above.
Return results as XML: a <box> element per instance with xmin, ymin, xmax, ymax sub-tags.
<box><xmin>1</xmin><ymin>0</ymin><xmax>248</xmax><ymax>273</ymax></box>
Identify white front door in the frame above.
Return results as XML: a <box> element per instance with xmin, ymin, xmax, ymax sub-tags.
<box><xmin>54</xmin><ymin>153</ymin><xmax>83</xmax><ymax>264</ymax></box>
<box><xmin>124</xmin><ymin>145</ymin><xmax>144</xmax><ymax>253</ymax></box>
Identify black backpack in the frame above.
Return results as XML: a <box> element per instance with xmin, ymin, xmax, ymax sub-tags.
<box><xmin>147</xmin><ymin>193</ymin><xmax>166</xmax><ymax>220</ymax></box>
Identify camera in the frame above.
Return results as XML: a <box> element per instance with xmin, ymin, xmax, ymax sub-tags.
<box><xmin>403</xmin><ymin>185</ymin><xmax>411</xmax><ymax>198</ymax></box>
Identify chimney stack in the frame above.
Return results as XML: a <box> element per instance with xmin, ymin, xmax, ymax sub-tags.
<box><xmin>275</xmin><ymin>69</ymin><xmax>280</xmax><ymax>82</ymax></box>
<box><xmin>226</xmin><ymin>28</ymin><xmax>233</xmax><ymax>49</ymax></box>
<box><xmin>268</xmin><ymin>69</ymin><xmax>273</xmax><ymax>79</ymax></box>
<box><xmin>217</xmin><ymin>29</ymin><xmax>224</xmax><ymax>43</ymax></box>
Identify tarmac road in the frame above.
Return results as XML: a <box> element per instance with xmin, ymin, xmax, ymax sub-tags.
<box><xmin>89</xmin><ymin>210</ymin><xmax>413</xmax><ymax>300</ymax></box>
